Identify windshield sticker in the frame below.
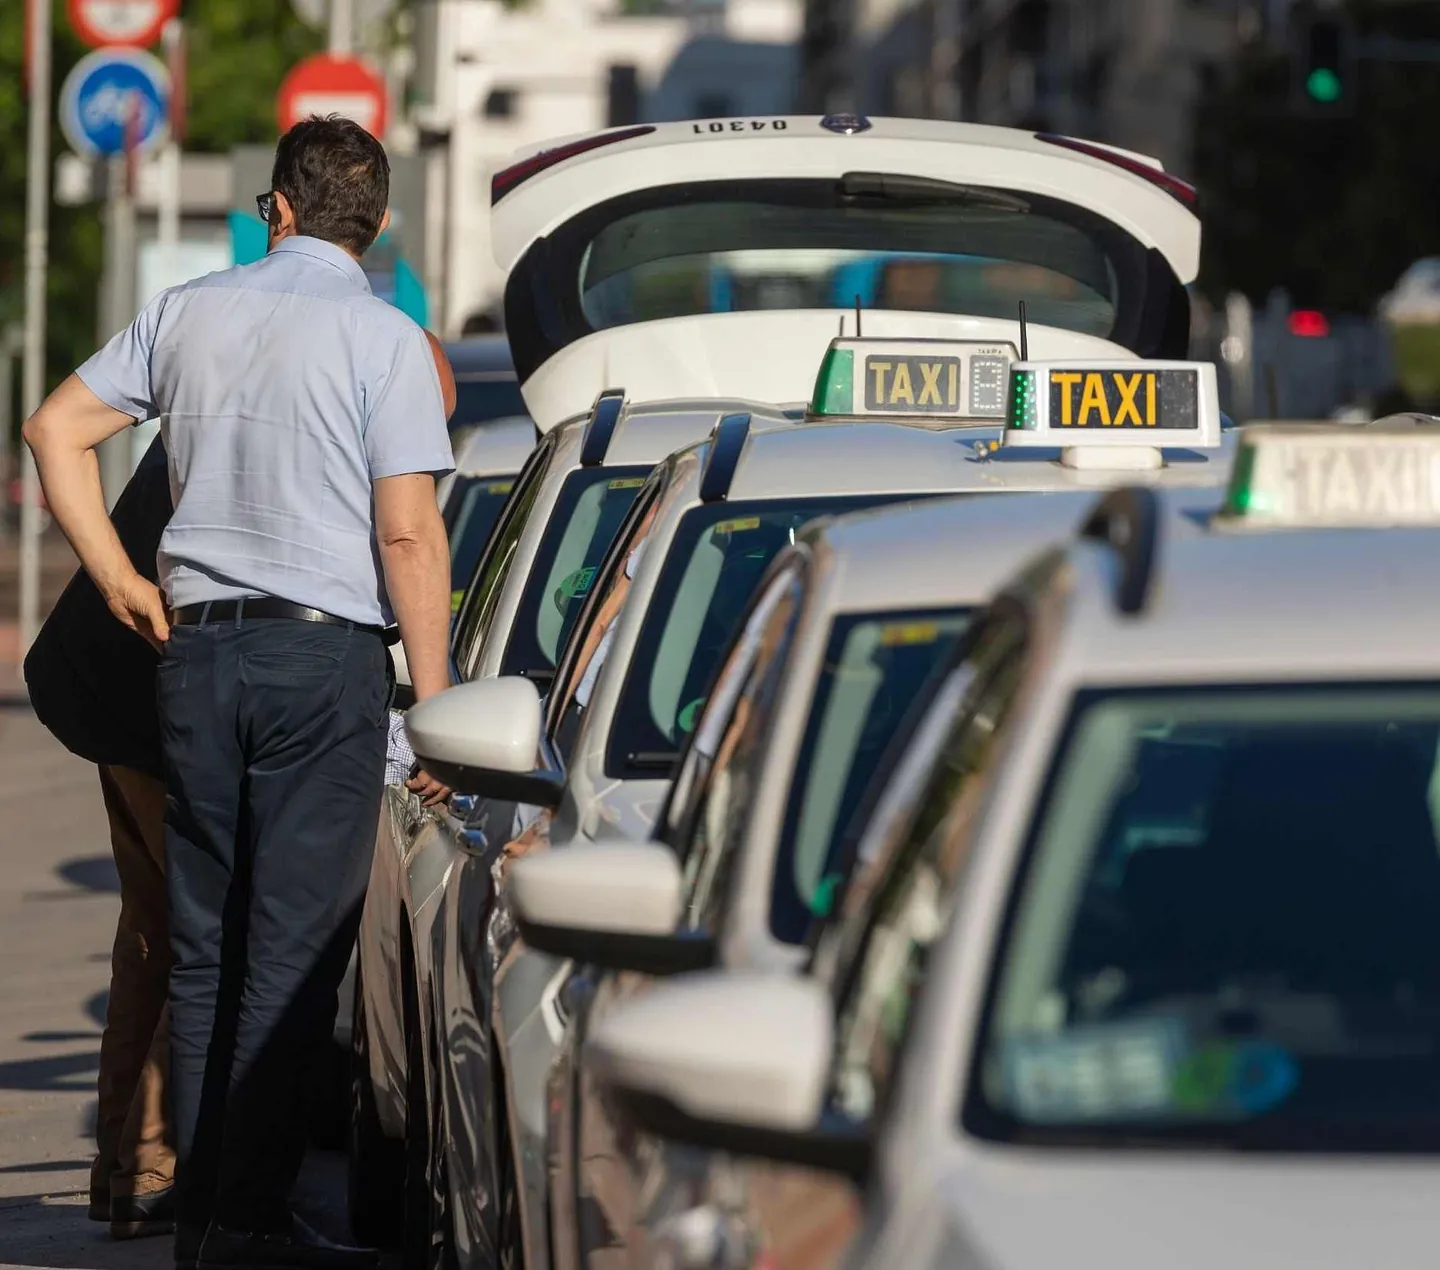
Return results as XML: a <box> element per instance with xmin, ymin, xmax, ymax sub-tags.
<box><xmin>1003</xmin><ymin>1018</ymin><xmax>1185</xmax><ymax>1122</ymax></box>
<box><xmin>1172</xmin><ymin>1041</ymin><xmax>1298</xmax><ymax>1118</ymax></box>
<box><xmin>878</xmin><ymin>621</ymin><xmax>942</xmax><ymax>647</ymax></box>
<box><xmin>450</xmin><ymin>589</ymin><xmax>465</xmax><ymax>616</ymax></box>
<box><xmin>553</xmin><ymin>566</ymin><xmax>596</xmax><ymax>614</ymax></box>
<box><xmin>713</xmin><ymin>516</ymin><xmax>761</xmax><ymax>536</ymax></box>
<box><xmin>486</xmin><ymin>480</ymin><xmax>515</xmax><ymax>496</ymax></box>
<box><xmin>810</xmin><ymin>871</ymin><xmax>843</xmax><ymax>919</ymax></box>
<box><xmin>608</xmin><ymin>476</ymin><xmax>646</xmax><ymax>490</ymax></box>
<box><xmin>677</xmin><ymin>697</ymin><xmax>705</xmax><ymax>735</ymax></box>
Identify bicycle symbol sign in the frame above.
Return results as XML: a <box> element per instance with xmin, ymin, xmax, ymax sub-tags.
<box><xmin>60</xmin><ymin>48</ymin><xmax>170</xmax><ymax>158</ymax></box>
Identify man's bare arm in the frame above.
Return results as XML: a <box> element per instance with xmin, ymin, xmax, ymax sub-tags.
<box><xmin>23</xmin><ymin>374</ymin><xmax>169</xmax><ymax>648</ymax></box>
<box><xmin>375</xmin><ymin>472</ymin><xmax>452</xmax><ymax>804</ymax></box>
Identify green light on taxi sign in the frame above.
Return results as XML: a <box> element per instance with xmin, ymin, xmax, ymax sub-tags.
<box><xmin>1007</xmin><ymin>369</ymin><xmax>1038</xmax><ymax>430</ymax></box>
<box><xmin>1221</xmin><ymin>437</ymin><xmax>1259</xmax><ymax>517</ymax></box>
<box><xmin>810</xmin><ymin>346</ymin><xmax>854</xmax><ymax>416</ymax></box>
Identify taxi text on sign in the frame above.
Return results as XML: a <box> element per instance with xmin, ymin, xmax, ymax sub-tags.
<box><xmin>865</xmin><ymin>355</ymin><xmax>963</xmax><ymax>412</ymax></box>
<box><xmin>1049</xmin><ymin>369</ymin><xmax>1200</xmax><ymax>430</ymax></box>
<box><xmin>1249</xmin><ymin>435</ymin><xmax>1440</xmax><ymax>525</ymax></box>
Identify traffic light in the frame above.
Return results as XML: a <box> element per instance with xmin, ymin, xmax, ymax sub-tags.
<box><xmin>1293</xmin><ymin>9</ymin><xmax>1355</xmax><ymax>112</ymax></box>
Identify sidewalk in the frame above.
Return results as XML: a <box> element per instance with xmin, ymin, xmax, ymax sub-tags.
<box><xmin>0</xmin><ymin>531</ymin><xmax>81</xmax><ymax>683</ymax></box>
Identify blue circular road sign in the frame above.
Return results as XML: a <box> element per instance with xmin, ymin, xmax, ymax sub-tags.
<box><xmin>60</xmin><ymin>48</ymin><xmax>170</xmax><ymax>158</ymax></box>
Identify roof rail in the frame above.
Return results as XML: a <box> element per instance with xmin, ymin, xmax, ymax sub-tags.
<box><xmin>700</xmin><ymin>413</ymin><xmax>752</xmax><ymax>503</ymax></box>
<box><xmin>1079</xmin><ymin>486</ymin><xmax>1160</xmax><ymax>616</ymax></box>
<box><xmin>579</xmin><ymin>389</ymin><xmax>627</xmax><ymax>466</ymax></box>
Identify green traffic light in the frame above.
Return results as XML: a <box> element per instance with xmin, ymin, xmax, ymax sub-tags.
<box><xmin>1307</xmin><ymin>67</ymin><xmax>1343</xmax><ymax>103</ymax></box>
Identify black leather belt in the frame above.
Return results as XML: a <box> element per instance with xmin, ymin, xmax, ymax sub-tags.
<box><xmin>171</xmin><ymin>598</ymin><xmax>399</xmax><ymax>644</ymax></box>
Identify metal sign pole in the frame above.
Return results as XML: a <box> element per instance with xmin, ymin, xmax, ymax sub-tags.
<box><xmin>329</xmin><ymin>0</ymin><xmax>355</xmax><ymax>55</ymax></box>
<box><xmin>19</xmin><ymin>0</ymin><xmax>52</xmax><ymax>664</ymax></box>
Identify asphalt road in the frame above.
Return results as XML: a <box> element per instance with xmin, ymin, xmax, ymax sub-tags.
<box><xmin>0</xmin><ymin>704</ymin><xmax>352</xmax><ymax>1270</ymax></box>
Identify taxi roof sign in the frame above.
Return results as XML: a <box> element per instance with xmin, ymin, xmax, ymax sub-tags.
<box><xmin>1002</xmin><ymin>359</ymin><xmax>1222</xmax><ymax>469</ymax></box>
<box><xmin>808</xmin><ymin>336</ymin><xmax>1019</xmax><ymax>427</ymax></box>
<box><xmin>1218</xmin><ymin>423</ymin><xmax>1440</xmax><ymax>529</ymax></box>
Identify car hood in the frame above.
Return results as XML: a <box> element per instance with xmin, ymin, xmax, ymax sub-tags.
<box><xmin>933</xmin><ymin>1149</ymin><xmax>1440</xmax><ymax>1270</ymax></box>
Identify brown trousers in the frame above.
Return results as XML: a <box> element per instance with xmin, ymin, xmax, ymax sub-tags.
<box><xmin>90</xmin><ymin>764</ymin><xmax>175</xmax><ymax>1201</ymax></box>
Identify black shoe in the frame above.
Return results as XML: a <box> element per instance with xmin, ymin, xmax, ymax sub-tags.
<box><xmin>111</xmin><ymin>1185</ymin><xmax>177</xmax><ymax>1240</ymax></box>
<box><xmin>197</xmin><ymin>1214</ymin><xmax>378</xmax><ymax>1270</ymax></box>
<box><xmin>88</xmin><ymin>1187</ymin><xmax>109</xmax><ymax>1223</ymax></box>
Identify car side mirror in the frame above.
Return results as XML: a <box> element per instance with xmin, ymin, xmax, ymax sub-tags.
<box><xmin>588</xmin><ymin>972</ymin><xmax>871</xmax><ymax>1181</ymax></box>
<box><xmin>509</xmin><ymin>838</ymin><xmax>715</xmax><ymax>976</ymax></box>
<box><xmin>405</xmin><ymin>676</ymin><xmax>563</xmax><ymax>807</ymax></box>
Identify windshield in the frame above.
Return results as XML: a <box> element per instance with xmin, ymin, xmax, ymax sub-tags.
<box><xmin>770</xmin><ymin>608</ymin><xmax>971</xmax><ymax>945</ymax></box>
<box><xmin>969</xmin><ymin>683</ymin><xmax>1440</xmax><ymax>1152</ymax></box>
<box><xmin>453</xmin><ymin>375</ymin><xmax>528</xmax><ymax>428</ymax></box>
<box><xmin>606</xmin><ymin>496</ymin><xmax>927</xmax><ymax>778</ymax></box>
<box><xmin>501</xmin><ymin>467</ymin><xmax>650</xmax><ymax>680</ymax></box>
<box><xmin>444</xmin><ymin>475</ymin><xmax>516</xmax><ymax>602</ymax></box>
<box><xmin>574</xmin><ymin>181</ymin><xmax>1145</xmax><ymax>341</ymax></box>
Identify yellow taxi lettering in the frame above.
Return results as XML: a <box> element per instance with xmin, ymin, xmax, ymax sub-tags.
<box><xmin>891</xmin><ymin>361</ymin><xmax>914</xmax><ymax>405</ymax></box>
<box><xmin>918</xmin><ymin>361</ymin><xmax>944</xmax><ymax>406</ymax></box>
<box><xmin>1146</xmin><ymin>372</ymin><xmax>1157</xmax><ymax>425</ymax></box>
<box><xmin>948</xmin><ymin>360</ymin><xmax>959</xmax><ymax>407</ymax></box>
<box><xmin>1052</xmin><ymin>371</ymin><xmax>1082</xmax><ymax>425</ymax></box>
<box><xmin>1113</xmin><ymin>372</ymin><xmax>1145</xmax><ymax>426</ymax></box>
<box><xmin>1078</xmin><ymin>373</ymin><xmax>1110</xmax><ymax>427</ymax></box>
<box><xmin>870</xmin><ymin>360</ymin><xmax>892</xmax><ymax>403</ymax></box>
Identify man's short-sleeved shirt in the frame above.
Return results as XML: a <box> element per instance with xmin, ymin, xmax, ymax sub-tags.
<box><xmin>76</xmin><ymin>236</ymin><xmax>454</xmax><ymax>625</ymax></box>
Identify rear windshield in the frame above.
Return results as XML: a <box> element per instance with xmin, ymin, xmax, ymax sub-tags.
<box><xmin>502</xmin><ymin>467</ymin><xmax>649</xmax><ymax>679</ymax></box>
<box><xmin>606</xmin><ymin>496</ymin><xmax>928</xmax><ymax>778</ymax></box>
<box><xmin>770</xmin><ymin>607</ymin><xmax>971</xmax><ymax>945</ymax></box>
<box><xmin>968</xmin><ymin>683</ymin><xmax>1440</xmax><ymax>1152</ymax></box>
<box><xmin>562</xmin><ymin>180</ymin><xmax>1156</xmax><ymax>345</ymax></box>
<box><xmin>444</xmin><ymin>475</ymin><xmax>516</xmax><ymax>598</ymax></box>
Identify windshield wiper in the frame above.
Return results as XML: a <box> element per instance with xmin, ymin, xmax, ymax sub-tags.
<box><xmin>627</xmin><ymin>750</ymin><xmax>679</xmax><ymax>772</ymax></box>
<box><xmin>839</xmin><ymin>171</ymin><xmax>1030</xmax><ymax>213</ymax></box>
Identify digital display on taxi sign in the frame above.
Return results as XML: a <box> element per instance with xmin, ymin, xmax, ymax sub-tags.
<box><xmin>1048</xmin><ymin>368</ymin><xmax>1199</xmax><ymax>430</ymax></box>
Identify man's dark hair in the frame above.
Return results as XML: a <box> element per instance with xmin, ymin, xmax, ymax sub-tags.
<box><xmin>271</xmin><ymin>115</ymin><xmax>390</xmax><ymax>255</ymax></box>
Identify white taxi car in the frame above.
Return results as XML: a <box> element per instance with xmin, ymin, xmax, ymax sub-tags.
<box><xmin>589</xmin><ymin>423</ymin><xmax>1440</xmax><ymax>1270</ymax></box>
<box><xmin>348</xmin><ymin>392</ymin><xmax>781</xmax><ymax>1249</ymax></box>
<box><xmin>407</xmin><ymin>337</ymin><xmax>1233</xmax><ymax>1270</ymax></box>
<box><xmin>496</xmin><ymin>352</ymin><xmax>1234</xmax><ymax>1270</ymax></box>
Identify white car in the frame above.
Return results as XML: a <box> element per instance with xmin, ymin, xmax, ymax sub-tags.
<box><xmin>591</xmin><ymin>422</ymin><xmax>1440</xmax><ymax>1270</ymax></box>
<box><xmin>409</xmin><ymin>338</ymin><xmax>1233</xmax><ymax>1270</ymax></box>
<box><xmin>391</xmin><ymin>105</ymin><xmax>1205</xmax><ymax>1264</ymax></box>
<box><xmin>496</xmin><ymin>351</ymin><xmax>1232</xmax><ymax>1270</ymax></box>
<box><xmin>348</xmin><ymin>394</ymin><xmax>779</xmax><ymax>1251</ymax></box>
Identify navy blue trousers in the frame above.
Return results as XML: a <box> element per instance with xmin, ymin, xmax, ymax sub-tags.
<box><xmin>158</xmin><ymin>618</ymin><xmax>389</xmax><ymax>1236</ymax></box>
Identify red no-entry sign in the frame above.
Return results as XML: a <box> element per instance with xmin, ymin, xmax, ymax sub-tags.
<box><xmin>68</xmin><ymin>0</ymin><xmax>178</xmax><ymax>49</ymax></box>
<box><xmin>277</xmin><ymin>54</ymin><xmax>389</xmax><ymax>138</ymax></box>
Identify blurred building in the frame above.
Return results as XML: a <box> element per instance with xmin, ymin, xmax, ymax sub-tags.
<box><xmin>412</xmin><ymin>0</ymin><xmax>803</xmax><ymax>335</ymax></box>
<box><xmin>802</xmin><ymin>0</ymin><xmax>1248</xmax><ymax>176</ymax></box>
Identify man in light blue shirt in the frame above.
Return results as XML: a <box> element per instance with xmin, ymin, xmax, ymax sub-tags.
<box><xmin>25</xmin><ymin>117</ymin><xmax>455</xmax><ymax>1270</ymax></box>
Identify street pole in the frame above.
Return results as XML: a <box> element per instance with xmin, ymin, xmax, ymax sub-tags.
<box><xmin>329</xmin><ymin>0</ymin><xmax>355</xmax><ymax>55</ymax></box>
<box><xmin>97</xmin><ymin>152</ymin><xmax>138</xmax><ymax>508</ymax></box>
<box><xmin>158</xmin><ymin>19</ymin><xmax>184</xmax><ymax>259</ymax></box>
<box><xmin>19</xmin><ymin>0</ymin><xmax>52</xmax><ymax>663</ymax></box>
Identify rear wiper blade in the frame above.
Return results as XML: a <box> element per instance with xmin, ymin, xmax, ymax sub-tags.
<box><xmin>627</xmin><ymin>750</ymin><xmax>679</xmax><ymax>772</ymax></box>
<box><xmin>839</xmin><ymin>172</ymin><xmax>1029</xmax><ymax>212</ymax></box>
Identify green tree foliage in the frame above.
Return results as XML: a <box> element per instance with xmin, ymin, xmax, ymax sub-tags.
<box><xmin>1193</xmin><ymin>0</ymin><xmax>1440</xmax><ymax>312</ymax></box>
<box><xmin>0</xmin><ymin>0</ymin><xmax>321</xmax><ymax>397</ymax></box>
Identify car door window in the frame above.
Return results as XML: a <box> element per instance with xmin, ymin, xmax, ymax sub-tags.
<box><xmin>546</xmin><ymin>477</ymin><xmax>665</xmax><ymax>766</ymax></box>
<box><xmin>451</xmin><ymin>434</ymin><xmax>554</xmax><ymax>680</ymax></box>
<box><xmin>823</xmin><ymin>605</ymin><xmax>1032</xmax><ymax>1124</ymax></box>
<box><xmin>677</xmin><ymin>570</ymin><xmax>805</xmax><ymax>934</ymax></box>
